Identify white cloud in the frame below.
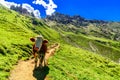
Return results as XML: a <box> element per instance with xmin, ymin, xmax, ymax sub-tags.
<box><xmin>22</xmin><ymin>3</ymin><xmax>41</xmax><ymax>18</ymax></box>
<box><xmin>0</xmin><ymin>0</ymin><xmax>20</xmax><ymax>8</ymax></box>
<box><xmin>33</xmin><ymin>0</ymin><xmax>57</xmax><ymax>15</ymax></box>
<box><xmin>22</xmin><ymin>4</ymin><xmax>34</xmax><ymax>13</ymax></box>
<box><xmin>0</xmin><ymin>0</ymin><xmax>41</xmax><ymax>18</ymax></box>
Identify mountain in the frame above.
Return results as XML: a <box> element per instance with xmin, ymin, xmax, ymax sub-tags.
<box><xmin>46</xmin><ymin>12</ymin><xmax>120</xmax><ymax>41</ymax></box>
<box><xmin>0</xmin><ymin>5</ymin><xmax>120</xmax><ymax>80</ymax></box>
<box><xmin>10</xmin><ymin>5</ymin><xmax>35</xmax><ymax>17</ymax></box>
<box><xmin>46</xmin><ymin>12</ymin><xmax>107</xmax><ymax>26</ymax></box>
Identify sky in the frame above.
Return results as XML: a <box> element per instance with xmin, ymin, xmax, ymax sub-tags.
<box><xmin>0</xmin><ymin>0</ymin><xmax>120</xmax><ymax>21</ymax></box>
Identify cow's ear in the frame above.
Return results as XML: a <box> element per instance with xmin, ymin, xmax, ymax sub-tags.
<box><xmin>30</xmin><ymin>38</ymin><xmax>35</xmax><ymax>42</ymax></box>
<box><xmin>43</xmin><ymin>39</ymin><xmax>48</xmax><ymax>43</ymax></box>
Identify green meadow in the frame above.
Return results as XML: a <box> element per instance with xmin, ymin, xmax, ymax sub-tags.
<box><xmin>0</xmin><ymin>5</ymin><xmax>120</xmax><ymax>80</ymax></box>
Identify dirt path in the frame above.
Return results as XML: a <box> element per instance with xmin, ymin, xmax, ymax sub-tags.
<box><xmin>8</xmin><ymin>43</ymin><xmax>60</xmax><ymax>80</ymax></box>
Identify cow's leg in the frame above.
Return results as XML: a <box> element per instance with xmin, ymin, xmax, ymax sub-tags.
<box><xmin>42</xmin><ymin>54</ymin><xmax>46</xmax><ymax>67</ymax></box>
<box><xmin>42</xmin><ymin>54</ymin><xmax>45</xmax><ymax>66</ymax></box>
<box><xmin>32</xmin><ymin>51</ymin><xmax>38</xmax><ymax>68</ymax></box>
<box><xmin>39</xmin><ymin>53</ymin><xmax>45</xmax><ymax>67</ymax></box>
<box><xmin>34</xmin><ymin>54</ymin><xmax>38</xmax><ymax>68</ymax></box>
<box><xmin>39</xmin><ymin>53</ymin><xmax>42</xmax><ymax>67</ymax></box>
<box><xmin>45</xmin><ymin>57</ymin><xmax>48</xmax><ymax>66</ymax></box>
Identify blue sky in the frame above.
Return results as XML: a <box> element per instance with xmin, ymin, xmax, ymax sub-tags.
<box><xmin>3</xmin><ymin>0</ymin><xmax>120</xmax><ymax>21</ymax></box>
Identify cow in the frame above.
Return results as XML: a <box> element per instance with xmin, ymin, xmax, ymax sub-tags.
<box><xmin>30</xmin><ymin>35</ymin><xmax>48</xmax><ymax>68</ymax></box>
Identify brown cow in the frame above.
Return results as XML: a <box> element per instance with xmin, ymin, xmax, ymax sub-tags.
<box><xmin>30</xmin><ymin>36</ymin><xmax>48</xmax><ymax>68</ymax></box>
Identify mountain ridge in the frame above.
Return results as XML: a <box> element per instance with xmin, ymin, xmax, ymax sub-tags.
<box><xmin>45</xmin><ymin>12</ymin><xmax>120</xmax><ymax>41</ymax></box>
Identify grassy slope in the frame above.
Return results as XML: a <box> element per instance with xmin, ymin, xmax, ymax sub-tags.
<box><xmin>0</xmin><ymin>6</ymin><xmax>35</xmax><ymax>79</ymax></box>
<box><xmin>46</xmin><ymin>21</ymin><xmax>120</xmax><ymax>62</ymax></box>
<box><xmin>49</xmin><ymin>44</ymin><xmax>120</xmax><ymax>80</ymax></box>
<box><xmin>0</xmin><ymin>6</ymin><xmax>61</xmax><ymax>80</ymax></box>
<box><xmin>63</xmin><ymin>33</ymin><xmax>120</xmax><ymax>62</ymax></box>
<box><xmin>0</xmin><ymin>6</ymin><xmax>120</xmax><ymax>80</ymax></box>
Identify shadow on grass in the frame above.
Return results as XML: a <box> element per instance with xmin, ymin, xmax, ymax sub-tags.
<box><xmin>33</xmin><ymin>66</ymin><xmax>49</xmax><ymax>80</ymax></box>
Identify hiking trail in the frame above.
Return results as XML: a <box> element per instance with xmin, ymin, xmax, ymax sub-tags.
<box><xmin>8</xmin><ymin>43</ymin><xmax>60</xmax><ymax>80</ymax></box>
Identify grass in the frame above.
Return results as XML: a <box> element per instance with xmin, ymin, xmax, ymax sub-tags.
<box><xmin>61</xmin><ymin>33</ymin><xmax>120</xmax><ymax>62</ymax></box>
<box><xmin>0</xmin><ymin>5</ymin><xmax>120</xmax><ymax>80</ymax></box>
<box><xmin>0</xmin><ymin>6</ymin><xmax>35</xmax><ymax>79</ymax></box>
<box><xmin>48</xmin><ymin>44</ymin><xmax>120</xmax><ymax>80</ymax></box>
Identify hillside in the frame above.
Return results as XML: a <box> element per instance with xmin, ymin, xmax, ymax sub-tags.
<box><xmin>45</xmin><ymin>13</ymin><xmax>120</xmax><ymax>62</ymax></box>
<box><xmin>0</xmin><ymin>5</ymin><xmax>120</xmax><ymax>80</ymax></box>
